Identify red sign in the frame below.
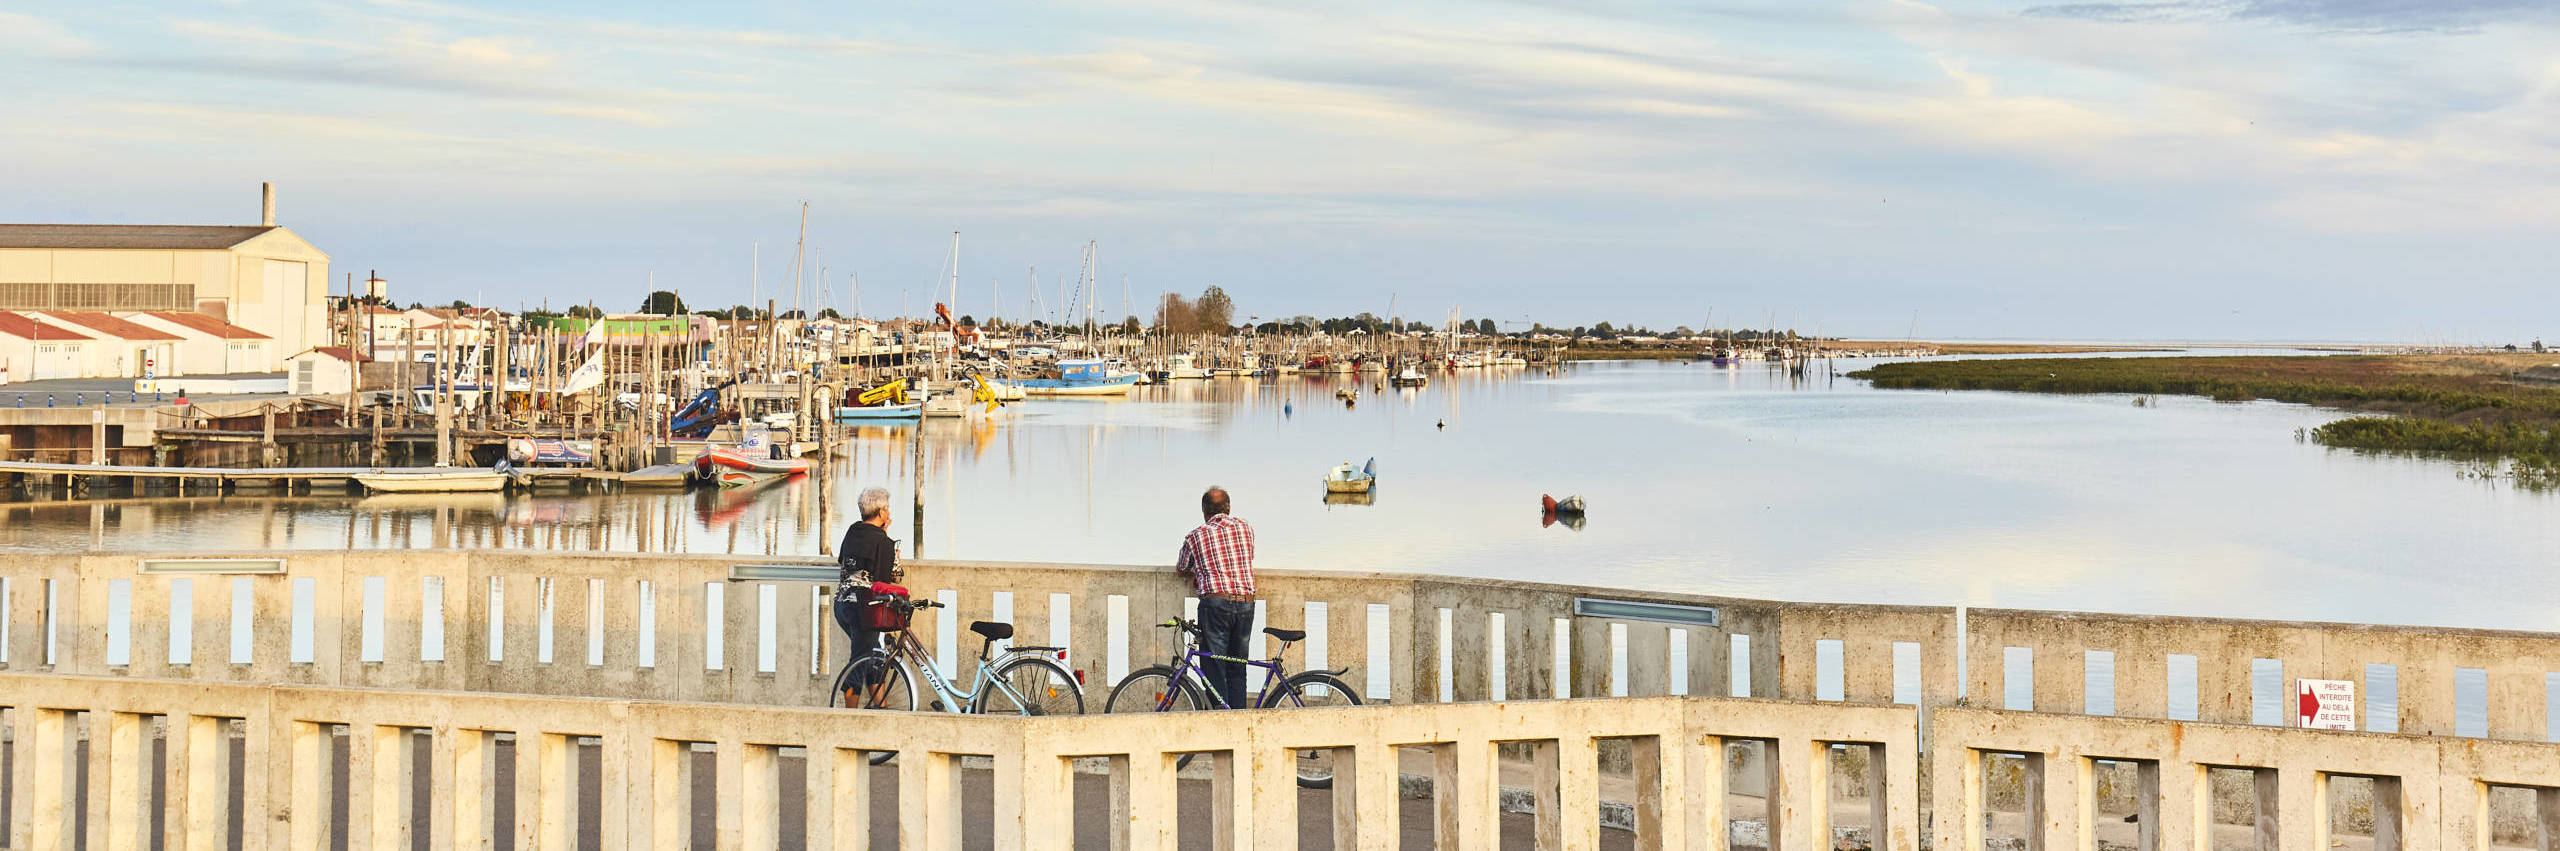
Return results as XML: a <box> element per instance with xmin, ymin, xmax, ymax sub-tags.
<box><xmin>2297</xmin><ymin>679</ymin><xmax>2354</xmax><ymax>730</ymax></box>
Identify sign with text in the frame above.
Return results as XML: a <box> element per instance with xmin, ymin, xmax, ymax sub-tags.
<box><xmin>2298</xmin><ymin>679</ymin><xmax>2355</xmax><ymax>730</ymax></box>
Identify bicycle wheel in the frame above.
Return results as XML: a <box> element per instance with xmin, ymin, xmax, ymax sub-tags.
<box><xmin>1259</xmin><ymin>672</ymin><xmax>1363</xmax><ymax>788</ymax></box>
<box><xmin>974</xmin><ymin>657</ymin><xmax>1087</xmax><ymax>716</ymax></box>
<box><xmin>837</xmin><ymin>654</ymin><xmax>919</xmax><ymax>766</ymax></box>
<box><xmin>1104</xmin><ymin>666</ymin><xmax>1208</xmax><ymax>714</ymax></box>
<box><xmin>836</xmin><ymin>653</ymin><xmax>918</xmax><ymax>712</ymax></box>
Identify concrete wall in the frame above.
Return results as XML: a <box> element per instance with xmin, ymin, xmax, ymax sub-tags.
<box><xmin>0</xmin><ymin>671</ymin><xmax>1921</xmax><ymax>851</ymax></box>
<box><xmin>9</xmin><ymin>551</ymin><xmax>2559</xmax><ymax>748</ymax></box>
<box><xmin>1931</xmin><ymin>706</ymin><xmax>2560</xmax><ymax>850</ymax></box>
<box><xmin>1969</xmin><ymin>608</ymin><xmax>2560</xmax><ymax>740</ymax></box>
<box><xmin>0</xmin><ymin>550</ymin><xmax>1957</xmax><ymax>713</ymax></box>
<box><xmin>11</xmin><ymin>669</ymin><xmax>2559</xmax><ymax>850</ymax></box>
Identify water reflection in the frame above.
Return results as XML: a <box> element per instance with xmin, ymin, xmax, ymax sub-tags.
<box><xmin>6</xmin><ymin>356</ymin><xmax>2556</xmax><ymax>632</ymax></box>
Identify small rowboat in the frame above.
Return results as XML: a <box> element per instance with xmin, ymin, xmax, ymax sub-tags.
<box><xmin>1541</xmin><ymin>494</ymin><xmax>1587</xmax><ymax>515</ymax></box>
<box><xmin>355</xmin><ymin>467</ymin><xmax>509</xmax><ymax>493</ymax></box>
<box><xmin>1325</xmin><ymin>458</ymin><xmax>1377</xmax><ymax>494</ymax></box>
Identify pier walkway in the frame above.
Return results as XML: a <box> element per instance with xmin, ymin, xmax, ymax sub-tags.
<box><xmin>0</xmin><ymin>460</ymin><xmax>601</xmax><ymax>490</ymax></box>
<box><xmin>5</xmin><ymin>550</ymin><xmax>2560</xmax><ymax>848</ymax></box>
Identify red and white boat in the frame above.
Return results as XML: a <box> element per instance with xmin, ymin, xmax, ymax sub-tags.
<box><xmin>693</xmin><ymin>444</ymin><xmax>808</xmax><ymax>489</ymax></box>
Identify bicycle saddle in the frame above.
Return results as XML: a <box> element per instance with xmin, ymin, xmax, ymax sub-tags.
<box><xmin>1262</xmin><ymin>627</ymin><xmax>1306</xmax><ymax>642</ymax></box>
<box><xmin>971</xmin><ymin>621</ymin><xmax>1014</xmax><ymax>641</ymax></box>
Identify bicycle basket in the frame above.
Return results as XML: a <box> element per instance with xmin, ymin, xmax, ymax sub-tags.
<box><xmin>861</xmin><ymin>593</ymin><xmax>912</xmax><ymax>631</ymax></box>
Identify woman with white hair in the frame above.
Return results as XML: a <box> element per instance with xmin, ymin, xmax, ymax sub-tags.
<box><xmin>834</xmin><ymin>486</ymin><xmax>901</xmax><ymax>656</ymax></box>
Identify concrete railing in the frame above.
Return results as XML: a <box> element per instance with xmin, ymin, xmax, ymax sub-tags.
<box><xmin>0</xmin><ymin>671</ymin><xmax>1922</xmax><ymax>851</ymax></box>
<box><xmin>0</xmin><ymin>550</ymin><xmax>1956</xmax><ymax>710</ymax></box>
<box><xmin>1968</xmin><ymin>609</ymin><xmax>2560</xmax><ymax>740</ymax></box>
<box><xmin>9</xmin><ymin>551</ymin><xmax>2560</xmax><ymax>750</ymax></box>
<box><xmin>15</xmin><ymin>670</ymin><xmax>2560</xmax><ymax>850</ymax></box>
<box><xmin>1930</xmin><ymin>706</ymin><xmax>2560</xmax><ymax>849</ymax></box>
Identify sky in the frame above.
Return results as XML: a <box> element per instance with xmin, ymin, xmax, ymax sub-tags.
<box><xmin>2</xmin><ymin>0</ymin><xmax>2556</xmax><ymax>342</ymax></box>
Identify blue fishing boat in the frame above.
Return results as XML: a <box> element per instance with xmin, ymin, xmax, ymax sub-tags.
<box><xmin>1016</xmin><ymin>358</ymin><xmax>1140</xmax><ymax>396</ymax></box>
<box><xmin>835</xmin><ymin>403</ymin><xmax>923</xmax><ymax>421</ymax></box>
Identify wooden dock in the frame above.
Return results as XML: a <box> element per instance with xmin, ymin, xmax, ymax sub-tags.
<box><xmin>0</xmin><ymin>460</ymin><xmax>617</xmax><ymax>494</ymax></box>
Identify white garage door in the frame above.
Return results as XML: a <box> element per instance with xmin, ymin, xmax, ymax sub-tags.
<box><xmin>35</xmin><ymin>343</ymin><xmax>80</xmax><ymax>380</ymax></box>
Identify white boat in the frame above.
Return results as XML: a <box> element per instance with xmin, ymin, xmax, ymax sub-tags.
<box><xmin>356</xmin><ymin>467</ymin><xmax>510</xmax><ymax>493</ymax></box>
<box><xmin>1165</xmin><ymin>353</ymin><xmax>1210</xmax><ymax>380</ymax></box>
<box><xmin>1325</xmin><ymin>458</ymin><xmax>1376</xmax><ymax>494</ymax></box>
<box><xmin>1392</xmin><ymin>365</ymin><xmax>1428</xmax><ymax>387</ymax></box>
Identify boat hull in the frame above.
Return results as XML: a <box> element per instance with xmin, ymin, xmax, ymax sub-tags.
<box><xmin>355</xmin><ymin>471</ymin><xmax>509</xmax><ymax>493</ymax></box>
<box><xmin>835</xmin><ymin>403</ymin><xmax>922</xmax><ymax>421</ymax></box>
<box><xmin>1018</xmin><ymin>374</ymin><xmax>1142</xmax><ymax>396</ymax></box>
<box><xmin>697</xmin><ymin>446</ymin><xmax>809</xmax><ymax>476</ymax></box>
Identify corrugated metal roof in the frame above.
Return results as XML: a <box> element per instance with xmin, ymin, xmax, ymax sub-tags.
<box><xmin>0</xmin><ymin>224</ymin><xmax>276</xmax><ymax>250</ymax></box>
<box><xmin>0</xmin><ymin>311</ymin><xmax>99</xmax><ymax>341</ymax></box>
<box><xmin>47</xmin><ymin>312</ymin><xmax>180</xmax><ymax>341</ymax></box>
<box><xmin>292</xmin><ymin>346</ymin><xmax>369</xmax><ymax>363</ymax></box>
<box><xmin>143</xmin><ymin>311</ymin><xmax>272</xmax><ymax>340</ymax></box>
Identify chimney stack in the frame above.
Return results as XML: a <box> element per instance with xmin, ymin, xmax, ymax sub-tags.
<box><xmin>260</xmin><ymin>182</ymin><xmax>275</xmax><ymax>227</ymax></box>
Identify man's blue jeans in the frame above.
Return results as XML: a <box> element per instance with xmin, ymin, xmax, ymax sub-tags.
<box><xmin>1197</xmin><ymin>598</ymin><xmax>1255</xmax><ymax>709</ymax></box>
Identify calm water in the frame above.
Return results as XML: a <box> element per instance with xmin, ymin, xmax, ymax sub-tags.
<box><xmin>7</xmin><ymin>355</ymin><xmax>2556</xmax><ymax>631</ymax></box>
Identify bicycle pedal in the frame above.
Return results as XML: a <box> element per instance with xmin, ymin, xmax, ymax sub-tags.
<box><xmin>931</xmin><ymin>700</ymin><xmax>947</xmax><ymax>712</ymax></box>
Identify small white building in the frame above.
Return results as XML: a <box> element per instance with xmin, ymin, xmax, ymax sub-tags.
<box><xmin>0</xmin><ymin>311</ymin><xmax>102</xmax><ymax>381</ymax></box>
<box><xmin>33</xmin><ymin>312</ymin><xmax>182</xmax><ymax>378</ymax></box>
<box><xmin>362</xmin><ymin>306</ymin><xmax>417</xmax><ymax>351</ymax></box>
<box><xmin>121</xmin><ymin>311</ymin><xmax>273</xmax><ymax>376</ymax></box>
<box><xmin>285</xmin><ymin>346</ymin><xmax>368</xmax><ymax>396</ymax></box>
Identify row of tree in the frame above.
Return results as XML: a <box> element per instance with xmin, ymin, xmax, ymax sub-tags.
<box><xmin>1153</xmin><ymin>286</ymin><xmax>1236</xmax><ymax>336</ymax></box>
<box><xmin>585</xmin><ymin>289</ymin><xmax>1802</xmax><ymax>343</ymax></box>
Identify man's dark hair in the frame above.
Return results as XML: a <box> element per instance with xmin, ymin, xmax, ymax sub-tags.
<box><xmin>1201</xmin><ymin>486</ymin><xmax>1230</xmax><ymax>517</ymax></box>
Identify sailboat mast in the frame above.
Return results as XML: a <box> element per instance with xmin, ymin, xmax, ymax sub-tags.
<box><xmin>793</xmin><ymin>203</ymin><xmax>808</xmax><ymax>322</ymax></box>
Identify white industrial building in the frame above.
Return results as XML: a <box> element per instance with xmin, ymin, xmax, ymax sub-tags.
<box><xmin>0</xmin><ymin>183</ymin><xmax>329</xmax><ymax>380</ymax></box>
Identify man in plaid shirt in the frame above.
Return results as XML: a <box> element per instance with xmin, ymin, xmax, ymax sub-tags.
<box><xmin>1176</xmin><ymin>485</ymin><xmax>1256</xmax><ymax>708</ymax></box>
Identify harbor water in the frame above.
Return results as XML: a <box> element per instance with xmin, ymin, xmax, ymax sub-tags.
<box><xmin>6</xmin><ymin>355</ymin><xmax>2555</xmax><ymax>632</ymax></box>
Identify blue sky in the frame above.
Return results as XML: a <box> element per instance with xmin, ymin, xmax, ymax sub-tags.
<box><xmin>3</xmin><ymin>0</ymin><xmax>2555</xmax><ymax>341</ymax></box>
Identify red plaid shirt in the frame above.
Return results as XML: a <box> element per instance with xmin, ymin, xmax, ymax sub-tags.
<box><xmin>1176</xmin><ymin>514</ymin><xmax>1256</xmax><ymax>597</ymax></box>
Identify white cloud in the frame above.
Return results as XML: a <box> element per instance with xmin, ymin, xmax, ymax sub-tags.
<box><xmin>534</xmin><ymin>105</ymin><xmax>670</xmax><ymax>126</ymax></box>
<box><xmin>0</xmin><ymin>12</ymin><xmax>95</xmax><ymax>56</ymax></box>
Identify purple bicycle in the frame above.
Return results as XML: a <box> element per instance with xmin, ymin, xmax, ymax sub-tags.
<box><xmin>1103</xmin><ymin>617</ymin><xmax>1362</xmax><ymax>787</ymax></box>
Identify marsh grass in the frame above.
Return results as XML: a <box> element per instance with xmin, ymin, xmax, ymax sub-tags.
<box><xmin>1852</xmin><ymin>355</ymin><xmax>2560</xmax><ymax>488</ymax></box>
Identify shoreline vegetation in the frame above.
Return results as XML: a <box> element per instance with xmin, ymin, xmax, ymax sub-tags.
<box><xmin>1848</xmin><ymin>354</ymin><xmax>2560</xmax><ymax>487</ymax></box>
<box><xmin>1562</xmin><ymin>340</ymin><xmax>2175</xmax><ymax>361</ymax></box>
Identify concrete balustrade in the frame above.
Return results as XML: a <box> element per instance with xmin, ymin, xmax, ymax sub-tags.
<box><xmin>1930</xmin><ymin>706</ymin><xmax>2560</xmax><ymax>850</ymax></box>
<box><xmin>0</xmin><ymin>550</ymin><xmax>1956</xmax><ymax>711</ymax></box>
<box><xmin>1968</xmin><ymin>609</ymin><xmax>2560</xmax><ymax>741</ymax></box>
<box><xmin>7</xmin><ymin>551</ymin><xmax>2560</xmax><ymax>757</ymax></box>
<box><xmin>16</xmin><ymin>670</ymin><xmax>2560</xmax><ymax>850</ymax></box>
<box><xmin>0</xmin><ymin>671</ymin><xmax>1921</xmax><ymax>851</ymax></box>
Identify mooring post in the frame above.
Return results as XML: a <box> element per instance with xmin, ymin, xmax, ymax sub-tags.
<box><xmin>91</xmin><ymin>408</ymin><xmax>107</xmax><ymax>466</ymax></box>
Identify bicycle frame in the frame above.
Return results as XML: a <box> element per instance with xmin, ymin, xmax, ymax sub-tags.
<box><xmin>1165</xmin><ymin>646</ymin><xmax>1291</xmax><ymax>709</ymax></box>
<box><xmin>872</xmin><ymin>622</ymin><xmax>1045</xmax><ymax>714</ymax></box>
